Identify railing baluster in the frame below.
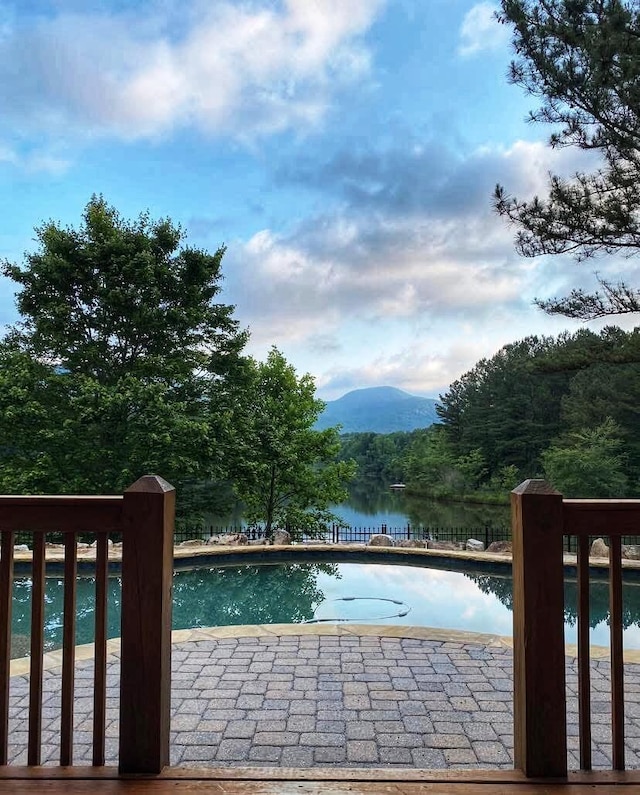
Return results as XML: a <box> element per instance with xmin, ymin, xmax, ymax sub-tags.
<box><xmin>93</xmin><ymin>533</ymin><xmax>108</xmax><ymax>766</ymax></box>
<box><xmin>60</xmin><ymin>533</ymin><xmax>78</xmax><ymax>765</ymax></box>
<box><xmin>609</xmin><ymin>534</ymin><xmax>625</xmax><ymax>770</ymax></box>
<box><xmin>28</xmin><ymin>532</ymin><xmax>46</xmax><ymax>766</ymax></box>
<box><xmin>0</xmin><ymin>531</ymin><xmax>14</xmax><ymax>765</ymax></box>
<box><xmin>577</xmin><ymin>534</ymin><xmax>591</xmax><ymax>770</ymax></box>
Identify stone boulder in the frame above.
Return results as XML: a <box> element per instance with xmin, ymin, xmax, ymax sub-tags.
<box><xmin>206</xmin><ymin>533</ymin><xmax>249</xmax><ymax>546</ymax></box>
<box><xmin>590</xmin><ymin>538</ymin><xmax>609</xmax><ymax>559</ymax></box>
<box><xmin>623</xmin><ymin>544</ymin><xmax>640</xmax><ymax>560</ymax></box>
<box><xmin>486</xmin><ymin>541</ymin><xmax>512</xmax><ymax>555</ymax></box>
<box><xmin>427</xmin><ymin>540</ymin><xmax>464</xmax><ymax>551</ymax></box>
<box><xmin>248</xmin><ymin>538</ymin><xmax>268</xmax><ymax>546</ymax></box>
<box><xmin>14</xmin><ymin>544</ymin><xmax>29</xmax><ymax>553</ymax></box>
<box><xmin>466</xmin><ymin>538</ymin><xmax>485</xmax><ymax>552</ymax></box>
<box><xmin>177</xmin><ymin>539</ymin><xmax>207</xmax><ymax>547</ymax></box>
<box><xmin>396</xmin><ymin>539</ymin><xmax>426</xmax><ymax>548</ymax></box>
<box><xmin>369</xmin><ymin>534</ymin><xmax>395</xmax><ymax>547</ymax></box>
<box><xmin>272</xmin><ymin>529</ymin><xmax>292</xmax><ymax>545</ymax></box>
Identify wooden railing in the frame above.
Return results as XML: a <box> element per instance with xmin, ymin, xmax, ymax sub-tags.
<box><xmin>512</xmin><ymin>479</ymin><xmax>640</xmax><ymax>777</ymax></box>
<box><xmin>0</xmin><ymin>475</ymin><xmax>174</xmax><ymax>774</ymax></box>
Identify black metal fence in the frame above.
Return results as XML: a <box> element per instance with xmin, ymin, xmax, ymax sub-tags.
<box><xmin>174</xmin><ymin>522</ymin><xmax>512</xmax><ymax>548</ymax></box>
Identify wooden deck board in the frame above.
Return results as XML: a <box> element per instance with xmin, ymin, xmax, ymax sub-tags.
<box><xmin>0</xmin><ymin>768</ymin><xmax>639</xmax><ymax>793</ymax></box>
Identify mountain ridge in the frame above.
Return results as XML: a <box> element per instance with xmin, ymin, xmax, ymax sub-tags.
<box><xmin>316</xmin><ymin>386</ymin><xmax>440</xmax><ymax>434</ymax></box>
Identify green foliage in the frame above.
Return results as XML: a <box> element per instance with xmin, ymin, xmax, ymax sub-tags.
<box><xmin>542</xmin><ymin>418</ymin><xmax>629</xmax><ymax>497</ymax></box>
<box><xmin>228</xmin><ymin>348</ymin><xmax>356</xmax><ymax>538</ymax></box>
<box><xmin>0</xmin><ymin>197</ymin><xmax>248</xmax><ymax>512</ymax></box>
<box><xmin>495</xmin><ymin>0</ymin><xmax>640</xmax><ymax>318</ymax></box>
<box><xmin>438</xmin><ymin>336</ymin><xmax>571</xmax><ymax>478</ymax></box>
<box><xmin>3</xmin><ymin>195</ymin><xmax>246</xmax><ymax>382</ymax></box>
<box><xmin>336</xmin><ymin>431</ymin><xmax>411</xmax><ymax>484</ymax></box>
<box><xmin>436</xmin><ymin>326</ymin><xmax>640</xmax><ymax>497</ymax></box>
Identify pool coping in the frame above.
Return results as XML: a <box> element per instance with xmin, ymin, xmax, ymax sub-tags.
<box><xmin>11</xmin><ymin>542</ymin><xmax>640</xmax><ymax>580</ymax></box>
<box><xmin>10</xmin><ymin>622</ymin><xmax>640</xmax><ymax>678</ymax></box>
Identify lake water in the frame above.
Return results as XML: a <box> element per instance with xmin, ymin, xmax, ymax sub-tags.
<box><xmin>208</xmin><ymin>483</ymin><xmax>510</xmax><ymax>535</ymax></box>
<box><xmin>331</xmin><ymin>484</ymin><xmax>510</xmax><ymax>531</ymax></box>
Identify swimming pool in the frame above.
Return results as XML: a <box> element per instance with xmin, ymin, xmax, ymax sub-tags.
<box><xmin>10</xmin><ymin>560</ymin><xmax>640</xmax><ymax>657</ymax></box>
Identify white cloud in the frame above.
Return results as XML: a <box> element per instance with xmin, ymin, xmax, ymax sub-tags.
<box><xmin>225</xmin><ymin>137</ymin><xmax>627</xmax><ymax>397</ymax></box>
<box><xmin>0</xmin><ymin>0</ymin><xmax>384</xmax><ymax>141</ymax></box>
<box><xmin>458</xmin><ymin>2</ymin><xmax>510</xmax><ymax>58</ymax></box>
<box><xmin>0</xmin><ymin>142</ymin><xmax>71</xmax><ymax>175</ymax></box>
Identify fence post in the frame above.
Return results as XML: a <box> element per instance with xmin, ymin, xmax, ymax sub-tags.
<box><xmin>407</xmin><ymin>523</ymin><xmax>411</xmax><ymax>540</ymax></box>
<box><xmin>381</xmin><ymin>523</ymin><xmax>387</xmax><ymax>535</ymax></box>
<box><xmin>119</xmin><ymin>475</ymin><xmax>175</xmax><ymax>775</ymax></box>
<box><xmin>512</xmin><ymin>479</ymin><xmax>567</xmax><ymax>778</ymax></box>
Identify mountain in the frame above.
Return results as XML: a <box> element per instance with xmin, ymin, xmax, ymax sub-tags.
<box><xmin>316</xmin><ymin>386</ymin><xmax>440</xmax><ymax>434</ymax></box>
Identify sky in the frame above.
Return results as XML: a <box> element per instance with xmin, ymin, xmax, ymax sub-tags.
<box><xmin>1</xmin><ymin>0</ymin><xmax>638</xmax><ymax>401</ymax></box>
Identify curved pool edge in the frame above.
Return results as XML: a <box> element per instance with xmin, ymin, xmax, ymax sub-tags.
<box><xmin>9</xmin><ymin>622</ymin><xmax>637</xmax><ymax>678</ymax></box>
<box><xmin>12</xmin><ymin>542</ymin><xmax>640</xmax><ymax>581</ymax></box>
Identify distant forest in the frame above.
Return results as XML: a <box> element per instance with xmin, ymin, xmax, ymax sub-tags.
<box><xmin>337</xmin><ymin>326</ymin><xmax>640</xmax><ymax>501</ymax></box>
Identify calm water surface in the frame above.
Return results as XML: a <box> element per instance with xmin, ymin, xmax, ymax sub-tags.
<box><xmin>10</xmin><ymin>561</ymin><xmax>640</xmax><ymax>657</ymax></box>
<box><xmin>209</xmin><ymin>483</ymin><xmax>510</xmax><ymax>536</ymax></box>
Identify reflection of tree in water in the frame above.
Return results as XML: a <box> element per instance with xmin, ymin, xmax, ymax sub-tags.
<box><xmin>11</xmin><ymin>576</ymin><xmax>123</xmax><ymax>654</ymax></box>
<box><xmin>10</xmin><ymin>563</ymin><xmax>340</xmax><ymax>656</ymax></box>
<box><xmin>403</xmin><ymin>494</ymin><xmax>509</xmax><ymax>530</ymax></box>
<box><xmin>345</xmin><ymin>480</ymin><xmax>407</xmax><ymax>519</ymax></box>
<box><xmin>172</xmin><ymin>563</ymin><xmax>340</xmax><ymax>628</ymax></box>
<box><xmin>343</xmin><ymin>480</ymin><xmax>510</xmax><ymax>529</ymax></box>
<box><xmin>466</xmin><ymin>571</ymin><xmax>640</xmax><ymax>629</ymax></box>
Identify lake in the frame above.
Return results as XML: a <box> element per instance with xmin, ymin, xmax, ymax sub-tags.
<box><xmin>332</xmin><ymin>483</ymin><xmax>510</xmax><ymax>531</ymax></box>
<box><xmin>207</xmin><ymin>482</ymin><xmax>510</xmax><ymax>536</ymax></box>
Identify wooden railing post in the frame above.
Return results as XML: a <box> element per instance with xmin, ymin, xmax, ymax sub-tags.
<box><xmin>119</xmin><ymin>475</ymin><xmax>175</xmax><ymax>775</ymax></box>
<box><xmin>511</xmin><ymin>480</ymin><xmax>567</xmax><ymax>778</ymax></box>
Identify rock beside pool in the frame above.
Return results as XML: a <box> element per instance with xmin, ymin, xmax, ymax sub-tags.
<box><xmin>177</xmin><ymin>539</ymin><xmax>207</xmax><ymax>547</ymax></box>
<box><xmin>14</xmin><ymin>544</ymin><xmax>29</xmax><ymax>553</ymax></box>
<box><xmin>369</xmin><ymin>534</ymin><xmax>395</xmax><ymax>547</ymax></box>
<box><xmin>486</xmin><ymin>541</ymin><xmax>512</xmax><ymax>555</ymax></box>
<box><xmin>466</xmin><ymin>538</ymin><xmax>485</xmax><ymax>552</ymax></box>
<box><xmin>206</xmin><ymin>533</ymin><xmax>249</xmax><ymax>546</ymax></box>
<box><xmin>272</xmin><ymin>529</ymin><xmax>292</xmax><ymax>545</ymax></box>
<box><xmin>427</xmin><ymin>540</ymin><xmax>464</xmax><ymax>551</ymax></box>
<box><xmin>249</xmin><ymin>538</ymin><xmax>268</xmax><ymax>546</ymax></box>
<box><xmin>590</xmin><ymin>538</ymin><xmax>609</xmax><ymax>559</ymax></box>
<box><xmin>396</xmin><ymin>539</ymin><xmax>426</xmax><ymax>548</ymax></box>
<box><xmin>624</xmin><ymin>544</ymin><xmax>640</xmax><ymax>560</ymax></box>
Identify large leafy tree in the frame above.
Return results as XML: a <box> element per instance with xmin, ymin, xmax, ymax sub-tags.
<box><xmin>4</xmin><ymin>195</ymin><xmax>245</xmax><ymax>382</ymax></box>
<box><xmin>494</xmin><ymin>0</ymin><xmax>640</xmax><ymax>319</ymax></box>
<box><xmin>0</xmin><ymin>196</ymin><xmax>247</xmax><ymax>502</ymax></box>
<box><xmin>228</xmin><ymin>348</ymin><xmax>356</xmax><ymax>539</ymax></box>
<box><xmin>542</xmin><ymin>417</ymin><xmax>629</xmax><ymax>496</ymax></box>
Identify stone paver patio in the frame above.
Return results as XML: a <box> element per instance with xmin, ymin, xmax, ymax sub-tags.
<box><xmin>7</xmin><ymin>626</ymin><xmax>640</xmax><ymax>770</ymax></box>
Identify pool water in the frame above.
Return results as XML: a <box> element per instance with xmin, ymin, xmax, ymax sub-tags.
<box><xmin>10</xmin><ymin>561</ymin><xmax>640</xmax><ymax>657</ymax></box>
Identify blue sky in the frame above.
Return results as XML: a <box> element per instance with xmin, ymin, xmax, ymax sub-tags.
<box><xmin>1</xmin><ymin>0</ymin><xmax>637</xmax><ymax>400</ymax></box>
